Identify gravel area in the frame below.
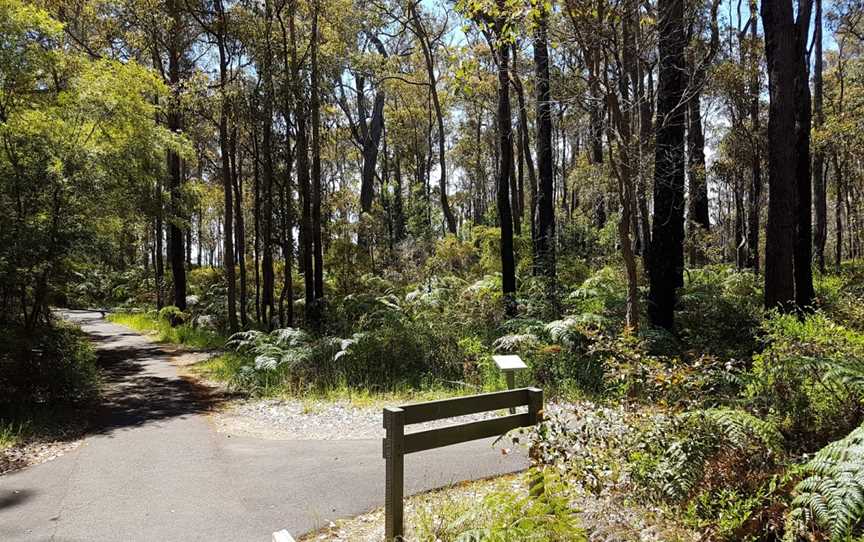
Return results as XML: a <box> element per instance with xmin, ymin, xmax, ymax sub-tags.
<box><xmin>212</xmin><ymin>397</ymin><xmax>540</xmax><ymax>440</ymax></box>
<box><xmin>0</xmin><ymin>435</ymin><xmax>84</xmax><ymax>476</ymax></box>
<box><xmin>299</xmin><ymin>472</ymin><xmax>697</xmax><ymax>542</ymax></box>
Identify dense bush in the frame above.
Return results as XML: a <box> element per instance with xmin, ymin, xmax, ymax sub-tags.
<box><xmin>747</xmin><ymin>313</ymin><xmax>864</xmax><ymax>451</ymax></box>
<box><xmin>676</xmin><ymin>266</ymin><xmax>763</xmax><ymax>358</ymax></box>
<box><xmin>226</xmin><ymin>294</ymin><xmax>469</xmax><ymax>394</ymax></box>
<box><xmin>0</xmin><ymin>322</ymin><xmax>99</xmax><ymax>404</ymax></box>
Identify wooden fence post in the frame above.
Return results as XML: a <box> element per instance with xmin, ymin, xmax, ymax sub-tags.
<box><xmin>527</xmin><ymin>387</ymin><xmax>543</xmax><ymax>425</ymax></box>
<box><xmin>384</xmin><ymin>407</ymin><xmax>405</xmax><ymax>541</ymax></box>
<box><xmin>526</xmin><ymin>387</ymin><xmax>545</xmax><ymax>498</ymax></box>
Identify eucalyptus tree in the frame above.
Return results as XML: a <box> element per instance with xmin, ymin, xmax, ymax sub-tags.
<box><xmin>648</xmin><ymin>0</ymin><xmax>687</xmax><ymax>330</ymax></box>
<box><xmin>761</xmin><ymin>0</ymin><xmax>814</xmax><ymax>311</ymax></box>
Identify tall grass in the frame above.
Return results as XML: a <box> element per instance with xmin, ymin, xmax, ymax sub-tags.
<box><xmin>107</xmin><ymin>312</ymin><xmax>225</xmax><ymax>350</ymax></box>
<box><xmin>0</xmin><ymin>420</ymin><xmax>29</xmax><ymax>450</ymax></box>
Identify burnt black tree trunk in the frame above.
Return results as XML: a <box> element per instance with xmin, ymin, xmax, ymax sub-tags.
<box><xmin>167</xmin><ymin>0</ymin><xmax>187</xmax><ymax>311</ymax></box>
<box><xmin>534</xmin><ymin>8</ymin><xmax>555</xmax><ymax>281</ymax></box>
<box><xmin>648</xmin><ymin>0</ymin><xmax>687</xmax><ymax>330</ymax></box>
<box><xmin>214</xmin><ymin>0</ymin><xmax>237</xmax><ymax>332</ymax></box>
<box><xmin>813</xmin><ymin>0</ymin><xmax>827</xmax><ymax>274</ymax></box>
<box><xmin>793</xmin><ymin>0</ymin><xmax>815</xmax><ymax>310</ymax></box>
<box><xmin>259</xmin><ymin>0</ymin><xmax>276</xmax><ymax>328</ymax></box>
<box><xmin>761</xmin><ymin>0</ymin><xmax>813</xmax><ymax>310</ymax></box>
<box><xmin>287</xmin><ymin>2</ymin><xmax>313</xmax><ymax>314</ymax></box>
<box><xmin>310</xmin><ymin>2</ymin><xmax>324</xmax><ymax>305</ymax></box>
<box><xmin>746</xmin><ymin>0</ymin><xmax>762</xmax><ymax>272</ymax></box>
<box><xmin>492</xmin><ymin>10</ymin><xmax>516</xmax><ymax>317</ymax></box>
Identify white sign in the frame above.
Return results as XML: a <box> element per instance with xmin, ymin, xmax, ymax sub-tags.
<box><xmin>492</xmin><ymin>354</ymin><xmax>527</xmax><ymax>372</ymax></box>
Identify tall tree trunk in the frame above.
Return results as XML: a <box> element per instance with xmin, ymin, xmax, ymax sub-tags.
<box><xmin>648</xmin><ymin>0</ymin><xmax>687</xmax><ymax>330</ymax></box>
<box><xmin>762</xmin><ymin>0</ymin><xmax>813</xmax><ymax>310</ymax></box>
<box><xmin>812</xmin><ymin>0</ymin><xmax>827</xmax><ymax>274</ymax></box>
<box><xmin>216</xmin><ymin>0</ymin><xmax>237</xmax><ymax>333</ymax></box>
<box><xmin>409</xmin><ymin>4</ymin><xmax>456</xmax><ymax>234</ymax></box>
<box><xmin>155</xmin><ymin>185</ymin><xmax>165</xmax><ymax>310</ymax></box>
<box><xmin>834</xmin><ymin>152</ymin><xmax>843</xmax><ymax>270</ymax></box>
<box><xmin>260</xmin><ymin>3</ymin><xmax>276</xmax><ymax>328</ymax></box>
<box><xmin>534</xmin><ymin>9</ymin><xmax>555</xmax><ymax>281</ymax></box>
<box><xmin>493</xmin><ymin>15</ymin><xmax>516</xmax><ymax>317</ymax></box>
<box><xmin>231</xmin><ymin>126</ymin><xmax>248</xmax><ymax>328</ymax></box>
<box><xmin>311</xmin><ymin>2</ymin><xmax>324</xmax><ymax>305</ymax></box>
<box><xmin>512</xmin><ymin>69</ymin><xmax>537</xmax><ymax>249</ymax></box>
<box><xmin>287</xmin><ymin>5</ymin><xmax>314</xmax><ymax>316</ymax></box>
<box><xmin>746</xmin><ymin>0</ymin><xmax>762</xmax><ymax>272</ymax></box>
<box><xmin>392</xmin><ymin>145</ymin><xmax>406</xmax><ymax>242</ymax></box>
<box><xmin>167</xmin><ymin>0</ymin><xmax>186</xmax><ymax>311</ymax></box>
<box><xmin>252</xmin><ymin>113</ymin><xmax>261</xmax><ymax>324</ymax></box>
<box><xmin>687</xmin><ymin>96</ymin><xmax>709</xmax><ymax>240</ymax></box>
<box><xmin>793</xmin><ymin>0</ymin><xmax>815</xmax><ymax>310</ymax></box>
<box><xmin>509</xmin><ymin>141</ymin><xmax>521</xmax><ymax>236</ymax></box>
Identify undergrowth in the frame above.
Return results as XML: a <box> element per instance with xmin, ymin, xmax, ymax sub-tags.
<box><xmin>107</xmin><ymin>311</ymin><xmax>225</xmax><ymax>350</ymax></box>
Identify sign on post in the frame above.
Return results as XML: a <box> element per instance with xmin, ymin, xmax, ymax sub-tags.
<box><xmin>382</xmin><ymin>387</ymin><xmax>543</xmax><ymax>541</ymax></box>
<box><xmin>492</xmin><ymin>355</ymin><xmax>528</xmax><ymax>413</ymax></box>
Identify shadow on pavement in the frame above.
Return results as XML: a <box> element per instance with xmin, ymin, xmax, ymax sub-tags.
<box><xmin>63</xmin><ymin>311</ymin><xmax>227</xmax><ymax>438</ymax></box>
<box><xmin>0</xmin><ymin>489</ymin><xmax>33</xmax><ymax>511</ymax></box>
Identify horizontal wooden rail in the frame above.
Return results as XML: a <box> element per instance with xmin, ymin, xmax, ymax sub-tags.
<box><xmin>402</xmin><ymin>412</ymin><xmax>530</xmax><ymax>454</ymax></box>
<box><xmin>383</xmin><ymin>387</ymin><xmax>543</xmax><ymax>541</ymax></box>
<box><xmin>397</xmin><ymin>388</ymin><xmax>532</xmax><ymax>425</ymax></box>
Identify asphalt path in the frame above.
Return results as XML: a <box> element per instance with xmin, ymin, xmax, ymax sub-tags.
<box><xmin>0</xmin><ymin>310</ymin><xmax>526</xmax><ymax>541</ymax></box>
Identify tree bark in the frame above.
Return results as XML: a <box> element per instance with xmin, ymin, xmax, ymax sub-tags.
<box><xmin>167</xmin><ymin>0</ymin><xmax>187</xmax><ymax>311</ymax></box>
<box><xmin>310</xmin><ymin>2</ymin><xmax>324</xmax><ymax>305</ymax></box>
<box><xmin>215</xmin><ymin>0</ymin><xmax>237</xmax><ymax>332</ymax></box>
<box><xmin>492</xmin><ymin>12</ymin><xmax>516</xmax><ymax>317</ymax></box>
<box><xmin>534</xmin><ymin>9</ymin><xmax>555</xmax><ymax>281</ymax></box>
<box><xmin>746</xmin><ymin>0</ymin><xmax>762</xmax><ymax>272</ymax></box>
<box><xmin>761</xmin><ymin>0</ymin><xmax>813</xmax><ymax>310</ymax></box>
<box><xmin>648</xmin><ymin>0</ymin><xmax>687</xmax><ymax>330</ymax></box>
<box><xmin>813</xmin><ymin>0</ymin><xmax>827</xmax><ymax>274</ymax></box>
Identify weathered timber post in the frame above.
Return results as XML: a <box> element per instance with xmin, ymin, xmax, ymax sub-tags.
<box><xmin>384</xmin><ymin>407</ymin><xmax>405</xmax><ymax>540</ymax></box>
<box><xmin>382</xmin><ymin>388</ymin><xmax>543</xmax><ymax>541</ymax></box>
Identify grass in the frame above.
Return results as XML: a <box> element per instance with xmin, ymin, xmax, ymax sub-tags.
<box><xmin>0</xmin><ymin>419</ymin><xmax>30</xmax><ymax>450</ymax></box>
<box><xmin>0</xmin><ymin>404</ymin><xmax>87</xmax><ymax>452</ymax></box>
<box><xmin>108</xmin><ymin>312</ymin><xmax>225</xmax><ymax>350</ymax></box>
<box><xmin>191</xmin><ymin>351</ymin><xmax>492</xmax><ymax>405</ymax></box>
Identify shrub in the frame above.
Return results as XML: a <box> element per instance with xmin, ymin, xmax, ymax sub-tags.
<box><xmin>412</xmin><ymin>469</ymin><xmax>586</xmax><ymax>542</ymax></box>
<box><xmin>746</xmin><ymin>313</ymin><xmax>864</xmax><ymax>450</ymax></box>
<box><xmin>676</xmin><ymin>266</ymin><xmax>763</xmax><ymax>358</ymax></box>
<box><xmin>787</xmin><ymin>422</ymin><xmax>864</xmax><ymax>540</ymax></box>
<box><xmin>0</xmin><ymin>322</ymin><xmax>99</xmax><ymax>404</ymax></box>
<box><xmin>627</xmin><ymin>408</ymin><xmax>787</xmax><ymax>540</ymax></box>
<box><xmin>426</xmin><ymin>234</ymin><xmax>479</xmax><ymax>278</ymax></box>
<box><xmin>157</xmin><ymin>305</ymin><xmax>187</xmax><ymax>327</ymax></box>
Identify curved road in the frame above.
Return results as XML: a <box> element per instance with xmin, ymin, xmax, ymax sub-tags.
<box><xmin>0</xmin><ymin>311</ymin><xmax>526</xmax><ymax>541</ymax></box>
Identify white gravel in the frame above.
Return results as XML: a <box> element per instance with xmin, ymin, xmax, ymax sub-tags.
<box><xmin>211</xmin><ymin>397</ymin><xmax>541</xmax><ymax>440</ymax></box>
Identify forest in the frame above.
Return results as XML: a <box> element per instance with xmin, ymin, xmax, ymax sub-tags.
<box><xmin>2</xmin><ymin>0</ymin><xmax>864</xmax><ymax>539</ymax></box>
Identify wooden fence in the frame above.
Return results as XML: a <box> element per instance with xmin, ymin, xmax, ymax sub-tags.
<box><xmin>382</xmin><ymin>387</ymin><xmax>543</xmax><ymax>540</ymax></box>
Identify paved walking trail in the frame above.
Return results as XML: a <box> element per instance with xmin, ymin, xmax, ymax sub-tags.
<box><xmin>0</xmin><ymin>311</ymin><xmax>526</xmax><ymax>541</ymax></box>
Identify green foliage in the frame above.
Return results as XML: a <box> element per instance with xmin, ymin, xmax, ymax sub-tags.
<box><xmin>0</xmin><ymin>321</ymin><xmax>99</xmax><ymax>404</ymax></box>
<box><xmin>676</xmin><ymin>266</ymin><xmax>763</xmax><ymax>358</ymax></box>
<box><xmin>412</xmin><ymin>470</ymin><xmax>586</xmax><ymax>542</ymax></box>
<box><xmin>108</xmin><ymin>312</ymin><xmax>224</xmax><ymax>350</ymax></box>
<box><xmin>158</xmin><ymin>305</ymin><xmax>188</xmax><ymax>326</ymax></box>
<box><xmin>747</xmin><ymin>313</ymin><xmax>864</xmax><ymax>449</ymax></box>
<box><xmin>629</xmin><ymin>408</ymin><xmax>783</xmax><ymax>504</ymax></box>
<box><xmin>788</xmin><ymin>423</ymin><xmax>864</xmax><ymax>540</ymax></box>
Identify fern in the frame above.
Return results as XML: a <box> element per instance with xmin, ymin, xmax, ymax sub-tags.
<box><xmin>685</xmin><ymin>408</ymin><xmax>785</xmax><ymax>455</ymax></box>
<box><xmin>492</xmin><ymin>333</ymin><xmax>539</xmax><ymax>353</ymax></box>
<box><xmin>645</xmin><ymin>408</ymin><xmax>782</xmax><ymax>503</ymax></box>
<box><xmin>788</xmin><ymin>423</ymin><xmax>864</xmax><ymax>540</ymax></box>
